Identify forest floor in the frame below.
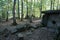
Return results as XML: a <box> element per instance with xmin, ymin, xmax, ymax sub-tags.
<box><xmin>0</xmin><ymin>19</ymin><xmax>58</xmax><ymax>40</ymax></box>
<box><xmin>0</xmin><ymin>18</ymin><xmax>41</xmax><ymax>34</ymax></box>
<box><xmin>0</xmin><ymin>18</ymin><xmax>41</xmax><ymax>26</ymax></box>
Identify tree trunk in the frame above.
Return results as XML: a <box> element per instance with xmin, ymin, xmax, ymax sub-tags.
<box><xmin>57</xmin><ymin>0</ymin><xmax>59</xmax><ymax>10</ymax></box>
<box><xmin>29</xmin><ymin>0</ymin><xmax>32</xmax><ymax>23</ymax></box>
<box><xmin>25</xmin><ymin>1</ymin><xmax>29</xmax><ymax>19</ymax></box>
<box><xmin>33</xmin><ymin>0</ymin><xmax>35</xmax><ymax>18</ymax></box>
<box><xmin>12</xmin><ymin>0</ymin><xmax>17</xmax><ymax>25</ymax></box>
<box><xmin>50</xmin><ymin>0</ymin><xmax>53</xmax><ymax>10</ymax></box>
<box><xmin>18</xmin><ymin>0</ymin><xmax>20</xmax><ymax>19</ymax></box>
<box><xmin>6</xmin><ymin>0</ymin><xmax>9</xmax><ymax>21</ymax></box>
<box><xmin>21</xmin><ymin>0</ymin><xmax>23</xmax><ymax>21</ymax></box>
<box><xmin>52</xmin><ymin>0</ymin><xmax>55</xmax><ymax>10</ymax></box>
<box><xmin>39</xmin><ymin>0</ymin><xmax>42</xmax><ymax>18</ymax></box>
<box><xmin>26</xmin><ymin>5</ymin><xmax>29</xmax><ymax>19</ymax></box>
<box><xmin>6</xmin><ymin>11</ymin><xmax>8</xmax><ymax>21</ymax></box>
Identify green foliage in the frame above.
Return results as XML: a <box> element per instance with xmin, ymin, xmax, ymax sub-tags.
<box><xmin>0</xmin><ymin>0</ymin><xmax>60</xmax><ymax>19</ymax></box>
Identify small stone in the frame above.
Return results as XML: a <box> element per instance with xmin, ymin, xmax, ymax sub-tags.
<box><xmin>17</xmin><ymin>33</ymin><xmax>24</xmax><ymax>40</ymax></box>
<box><xmin>17</xmin><ymin>33</ymin><xmax>23</xmax><ymax>37</ymax></box>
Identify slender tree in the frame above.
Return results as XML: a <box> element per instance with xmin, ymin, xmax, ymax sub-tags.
<box><xmin>18</xmin><ymin>0</ymin><xmax>20</xmax><ymax>19</ymax></box>
<box><xmin>32</xmin><ymin>0</ymin><xmax>35</xmax><ymax>18</ymax></box>
<box><xmin>53</xmin><ymin>0</ymin><xmax>55</xmax><ymax>10</ymax></box>
<box><xmin>57</xmin><ymin>0</ymin><xmax>59</xmax><ymax>10</ymax></box>
<box><xmin>21</xmin><ymin>0</ymin><xmax>23</xmax><ymax>21</ymax></box>
<box><xmin>33</xmin><ymin>0</ymin><xmax>35</xmax><ymax>17</ymax></box>
<box><xmin>6</xmin><ymin>0</ymin><xmax>9</xmax><ymax>21</ymax></box>
<box><xmin>25</xmin><ymin>0</ymin><xmax>29</xmax><ymax>19</ymax></box>
<box><xmin>29</xmin><ymin>0</ymin><xmax>33</xmax><ymax>23</ymax></box>
<box><xmin>6</xmin><ymin>11</ymin><xmax>9</xmax><ymax>21</ymax></box>
<box><xmin>50</xmin><ymin>0</ymin><xmax>53</xmax><ymax>10</ymax></box>
<box><xmin>39</xmin><ymin>0</ymin><xmax>42</xmax><ymax>18</ymax></box>
<box><xmin>50</xmin><ymin>0</ymin><xmax>55</xmax><ymax>10</ymax></box>
<box><xmin>12</xmin><ymin>0</ymin><xmax>17</xmax><ymax>25</ymax></box>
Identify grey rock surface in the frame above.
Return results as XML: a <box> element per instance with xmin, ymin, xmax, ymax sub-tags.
<box><xmin>0</xmin><ymin>24</ymin><xmax>58</xmax><ymax>40</ymax></box>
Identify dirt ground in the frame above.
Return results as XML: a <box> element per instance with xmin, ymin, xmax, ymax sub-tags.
<box><xmin>0</xmin><ymin>19</ymin><xmax>41</xmax><ymax>26</ymax></box>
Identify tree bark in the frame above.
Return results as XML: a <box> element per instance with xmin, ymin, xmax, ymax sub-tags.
<box><xmin>12</xmin><ymin>0</ymin><xmax>17</xmax><ymax>25</ymax></box>
<box><xmin>25</xmin><ymin>1</ymin><xmax>29</xmax><ymax>19</ymax></box>
<box><xmin>39</xmin><ymin>0</ymin><xmax>42</xmax><ymax>18</ymax></box>
<box><xmin>21</xmin><ymin>0</ymin><xmax>23</xmax><ymax>21</ymax></box>
<box><xmin>6</xmin><ymin>11</ymin><xmax>8</xmax><ymax>21</ymax></box>
<box><xmin>29</xmin><ymin>0</ymin><xmax>32</xmax><ymax>23</ymax></box>
<box><xmin>6</xmin><ymin>0</ymin><xmax>9</xmax><ymax>21</ymax></box>
<box><xmin>50</xmin><ymin>0</ymin><xmax>53</xmax><ymax>10</ymax></box>
<box><xmin>53</xmin><ymin>0</ymin><xmax>55</xmax><ymax>10</ymax></box>
<box><xmin>18</xmin><ymin>0</ymin><xmax>20</xmax><ymax>19</ymax></box>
